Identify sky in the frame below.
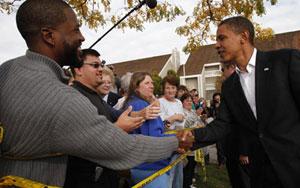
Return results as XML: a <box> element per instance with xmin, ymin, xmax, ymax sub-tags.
<box><xmin>0</xmin><ymin>0</ymin><xmax>300</xmax><ymax>65</ymax></box>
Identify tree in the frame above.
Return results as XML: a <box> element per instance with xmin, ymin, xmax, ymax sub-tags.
<box><xmin>175</xmin><ymin>0</ymin><xmax>276</xmax><ymax>53</ymax></box>
<box><xmin>166</xmin><ymin>69</ymin><xmax>180</xmax><ymax>85</ymax></box>
<box><xmin>151</xmin><ymin>71</ymin><xmax>162</xmax><ymax>97</ymax></box>
<box><xmin>215</xmin><ymin>74</ymin><xmax>223</xmax><ymax>93</ymax></box>
<box><xmin>1</xmin><ymin>0</ymin><xmax>277</xmax><ymax>53</ymax></box>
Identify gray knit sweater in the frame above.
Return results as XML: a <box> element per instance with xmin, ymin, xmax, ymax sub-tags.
<box><xmin>0</xmin><ymin>51</ymin><xmax>178</xmax><ymax>186</ymax></box>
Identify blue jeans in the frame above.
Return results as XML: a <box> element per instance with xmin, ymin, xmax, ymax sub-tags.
<box><xmin>131</xmin><ymin>169</ymin><xmax>170</xmax><ymax>188</ymax></box>
<box><xmin>169</xmin><ymin>154</ymin><xmax>183</xmax><ymax>188</ymax></box>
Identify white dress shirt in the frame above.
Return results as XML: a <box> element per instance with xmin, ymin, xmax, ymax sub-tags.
<box><xmin>236</xmin><ymin>48</ymin><xmax>257</xmax><ymax>119</ymax></box>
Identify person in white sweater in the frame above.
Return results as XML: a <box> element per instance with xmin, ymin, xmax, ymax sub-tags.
<box><xmin>159</xmin><ymin>76</ymin><xmax>185</xmax><ymax>131</ymax></box>
<box><xmin>159</xmin><ymin>75</ymin><xmax>185</xmax><ymax>188</ymax></box>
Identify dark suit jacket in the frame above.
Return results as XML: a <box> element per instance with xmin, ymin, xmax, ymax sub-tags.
<box><xmin>106</xmin><ymin>92</ymin><xmax>121</xmax><ymax>107</ymax></box>
<box><xmin>194</xmin><ymin>49</ymin><xmax>300</xmax><ymax>188</ymax></box>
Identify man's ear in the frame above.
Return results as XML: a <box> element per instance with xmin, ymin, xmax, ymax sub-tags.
<box><xmin>40</xmin><ymin>27</ymin><xmax>56</xmax><ymax>46</ymax></box>
<box><xmin>74</xmin><ymin>67</ymin><xmax>83</xmax><ymax>77</ymax></box>
<box><xmin>240</xmin><ymin>30</ymin><xmax>250</xmax><ymax>44</ymax></box>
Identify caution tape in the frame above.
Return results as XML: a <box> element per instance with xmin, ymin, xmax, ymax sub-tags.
<box><xmin>132</xmin><ymin>151</ymin><xmax>192</xmax><ymax>188</ymax></box>
<box><xmin>0</xmin><ymin>124</ymin><xmax>3</xmax><ymax>157</ymax></box>
<box><xmin>132</xmin><ymin>125</ymin><xmax>207</xmax><ymax>187</ymax></box>
<box><xmin>164</xmin><ymin>127</ymin><xmax>196</xmax><ymax>135</ymax></box>
<box><xmin>195</xmin><ymin>149</ymin><xmax>207</xmax><ymax>182</ymax></box>
<box><xmin>0</xmin><ymin>124</ymin><xmax>3</xmax><ymax>144</ymax></box>
<box><xmin>0</xmin><ymin>175</ymin><xmax>60</xmax><ymax>188</ymax></box>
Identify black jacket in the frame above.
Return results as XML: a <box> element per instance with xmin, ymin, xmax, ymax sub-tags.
<box><xmin>194</xmin><ymin>49</ymin><xmax>300</xmax><ymax>188</ymax></box>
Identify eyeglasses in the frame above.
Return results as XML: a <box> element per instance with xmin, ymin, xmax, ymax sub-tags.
<box><xmin>83</xmin><ymin>62</ymin><xmax>104</xmax><ymax>69</ymax></box>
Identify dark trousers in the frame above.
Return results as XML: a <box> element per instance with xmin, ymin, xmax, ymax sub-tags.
<box><xmin>249</xmin><ymin>156</ymin><xmax>283</xmax><ymax>188</ymax></box>
<box><xmin>183</xmin><ymin>156</ymin><xmax>197</xmax><ymax>188</ymax></box>
<box><xmin>64</xmin><ymin>167</ymin><xmax>119</xmax><ymax>188</ymax></box>
<box><xmin>64</xmin><ymin>156</ymin><xmax>119</xmax><ymax>188</ymax></box>
<box><xmin>216</xmin><ymin>140</ymin><xmax>226</xmax><ymax>166</ymax></box>
<box><xmin>226</xmin><ymin>159</ymin><xmax>250</xmax><ymax>188</ymax></box>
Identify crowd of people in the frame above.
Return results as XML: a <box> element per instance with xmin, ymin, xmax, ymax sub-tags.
<box><xmin>67</xmin><ymin>57</ymin><xmax>227</xmax><ymax>188</ymax></box>
<box><xmin>1</xmin><ymin>0</ymin><xmax>300</xmax><ymax>188</ymax></box>
<box><xmin>67</xmin><ymin>54</ymin><xmax>219</xmax><ymax>188</ymax></box>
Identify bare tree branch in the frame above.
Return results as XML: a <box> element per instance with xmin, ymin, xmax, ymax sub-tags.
<box><xmin>206</xmin><ymin>0</ymin><xmax>214</xmax><ymax>21</ymax></box>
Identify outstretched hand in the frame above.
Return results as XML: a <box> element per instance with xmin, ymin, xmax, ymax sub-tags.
<box><xmin>239</xmin><ymin>155</ymin><xmax>250</xmax><ymax>165</ymax></box>
<box><xmin>169</xmin><ymin>113</ymin><xmax>184</xmax><ymax>123</ymax></box>
<box><xmin>115</xmin><ymin>106</ymin><xmax>144</xmax><ymax>132</ymax></box>
<box><xmin>176</xmin><ymin>130</ymin><xmax>194</xmax><ymax>153</ymax></box>
<box><xmin>142</xmin><ymin>100</ymin><xmax>161</xmax><ymax>120</ymax></box>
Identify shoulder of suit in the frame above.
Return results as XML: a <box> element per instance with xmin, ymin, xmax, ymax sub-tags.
<box><xmin>258</xmin><ymin>48</ymin><xmax>297</xmax><ymax>56</ymax></box>
<box><xmin>109</xmin><ymin>92</ymin><xmax>121</xmax><ymax>99</ymax></box>
<box><xmin>222</xmin><ymin>72</ymin><xmax>236</xmax><ymax>84</ymax></box>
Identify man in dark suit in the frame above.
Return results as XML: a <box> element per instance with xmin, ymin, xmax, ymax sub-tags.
<box><xmin>192</xmin><ymin>16</ymin><xmax>300</xmax><ymax>188</ymax></box>
<box><xmin>221</xmin><ymin>63</ymin><xmax>250</xmax><ymax>188</ymax></box>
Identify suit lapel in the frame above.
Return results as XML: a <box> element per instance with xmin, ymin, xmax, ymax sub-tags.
<box><xmin>255</xmin><ymin>51</ymin><xmax>272</xmax><ymax>129</ymax></box>
<box><xmin>231</xmin><ymin>73</ymin><xmax>257</xmax><ymax>124</ymax></box>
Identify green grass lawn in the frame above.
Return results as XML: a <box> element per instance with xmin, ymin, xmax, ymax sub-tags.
<box><xmin>194</xmin><ymin>163</ymin><xmax>231</xmax><ymax>188</ymax></box>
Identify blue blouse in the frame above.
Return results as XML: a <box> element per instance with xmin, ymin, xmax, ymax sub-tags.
<box><xmin>127</xmin><ymin>95</ymin><xmax>173</xmax><ymax>171</ymax></box>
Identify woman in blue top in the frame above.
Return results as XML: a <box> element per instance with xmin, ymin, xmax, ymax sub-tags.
<box><xmin>123</xmin><ymin>72</ymin><xmax>173</xmax><ymax>188</ymax></box>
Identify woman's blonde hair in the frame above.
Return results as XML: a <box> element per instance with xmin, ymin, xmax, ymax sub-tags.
<box><xmin>102</xmin><ymin>65</ymin><xmax>115</xmax><ymax>88</ymax></box>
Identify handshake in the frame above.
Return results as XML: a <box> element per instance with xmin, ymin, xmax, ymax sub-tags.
<box><xmin>176</xmin><ymin>130</ymin><xmax>195</xmax><ymax>153</ymax></box>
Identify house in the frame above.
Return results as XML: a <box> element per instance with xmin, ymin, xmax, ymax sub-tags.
<box><xmin>177</xmin><ymin>30</ymin><xmax>300</xmax><ymax>100</ymax></box>
<box><xmin>111</xmin><ymin>49</ymin><xmax>181</xmax><ymax>78</ymax></box>
<box><xmin>109</xmin><ymin>30</ymin><xmax>300</xmax><ymax>100</ymax></box>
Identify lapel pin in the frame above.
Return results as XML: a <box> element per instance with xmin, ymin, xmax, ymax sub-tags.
<box><xmin>264</xmin><ymin>67</ymin><xmax>269</xmax><ymax>71</ymax></box>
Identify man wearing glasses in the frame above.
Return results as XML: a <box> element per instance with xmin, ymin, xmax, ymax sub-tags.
<box><xmin>66</xmin><ymin>48</ymin><xmax>161</xmax><ymax>187</ymax></box>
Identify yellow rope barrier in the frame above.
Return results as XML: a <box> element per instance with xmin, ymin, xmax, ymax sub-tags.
<box><xmin>0</xmin><ymin>125</ymin><xmax>3</xmax><ymax>144</ymax></box>
<box><xmin>164</xmin><ymin>127</ymin><xmax>195</xmax><ymax>135</ymax></box>
<box><xmin>195</xmin><ymin>149</ymin><xmax>207</xmax><ymax>182</ymax></box>
<box><xmin>132</xmin><ymin>127</ymin><xmax>207</xmax><ymax>187</ymax></box>
<box><xmin>0</xmin><ymin>175</ymin><xmax>60</xmax><ymax>188</ymax></box>
<box><xmin>132</xmin><ymin>152</ymin><xmax>192</xmax><ymax>188</ymax></box>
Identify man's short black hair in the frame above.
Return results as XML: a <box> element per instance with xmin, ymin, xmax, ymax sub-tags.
<box><xmin>75</xmin><ymin>48</ymin><xmax>101</xmax><ymax>67</ymax></box>
<box><xmin>81</xmin><ymin>48</ymin><xmax>101</xmax><ymax>59</ymax></box>
<box><xmin>219</xmin><ymin>16</ymin><xmax>255</xmax><ymax>45</ymax></box>
<box><xmin>212</xmin><ymin>92</ymin><xmax>221</xmax><ymax>100</ymax></box>
<box><xmin>16</xmin><ymin>0</ymin><xmax>70</xmax><ymax>46</ymax></box>
<box><xmin>70</xmin><ymin>48</ymin><xmax>101</xmax><ymax>76</ymax></box>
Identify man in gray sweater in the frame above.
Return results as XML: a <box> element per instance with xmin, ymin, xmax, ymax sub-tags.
<box><xmin>0</xmin><ymin>0</ymin><xmax>191</xmax><ymax>186</ymax></box>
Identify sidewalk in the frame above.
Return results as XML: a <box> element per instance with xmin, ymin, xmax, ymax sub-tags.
<box><xmin>206</xmin><ymin>144</ymin><xmax>218</xmax><ymax>164</ymax></box>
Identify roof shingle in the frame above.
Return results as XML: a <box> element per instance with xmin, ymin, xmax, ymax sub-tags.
<box><xmin>111</xmin><ymin>54</ymin><xmax>171</xmax><ymax>77</ymax></box>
